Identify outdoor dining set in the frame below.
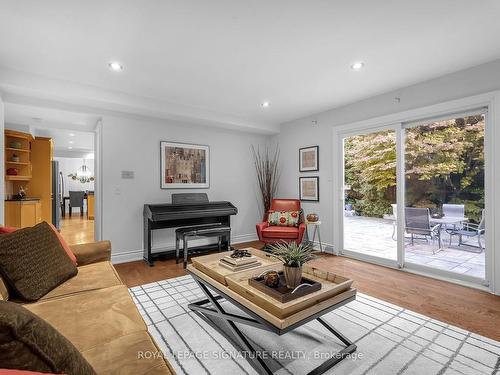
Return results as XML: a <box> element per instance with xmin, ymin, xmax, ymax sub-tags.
<box><xmin>388</xmin><ymin>204</ymin><xmax>485</xmax><ymax>254</ymax></box>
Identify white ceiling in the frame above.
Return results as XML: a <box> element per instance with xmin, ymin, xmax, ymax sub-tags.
<box><xmin>4</xmin><ymin>102</ymin><xmax>95</xmax><ymax>153</ymax></box>
<box><xmin>1</xmin><ymin>1</ymin><xmax>500</xmax><ymax>130</ymax></box>
<box><xmin>34</xmin><ymin>127</ymin><xmax>94</xmax><ymax>153</ymax></box>
<box><xmin>4</xmin><ymin>102</ymin><xmax>99</xmax><ymax>131</ymax></box>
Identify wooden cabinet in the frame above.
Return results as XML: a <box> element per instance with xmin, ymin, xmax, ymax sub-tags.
<box><xmin>5</xmin><ymin>200</ymin><xmax>42</xmax><ymax>228</ymax></box>
<box><xmin>87</xmin><ymin>194</ymin><xmax>95</xmax><ymax>220</ymax></box>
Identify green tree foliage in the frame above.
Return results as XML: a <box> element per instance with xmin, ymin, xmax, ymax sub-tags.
<box><xmin>344</xmin><ymin>116</ymin><xmax>484</xmax><ymax>221</ymax></box>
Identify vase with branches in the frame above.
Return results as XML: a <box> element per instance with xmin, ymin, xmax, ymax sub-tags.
<box><xmin>251</xmin><ymin>145</ymin><xmax>280</xmax><ymax>219</ymax></box>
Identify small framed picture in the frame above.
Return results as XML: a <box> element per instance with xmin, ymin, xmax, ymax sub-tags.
<box><xmin>299</xmin><ymin>176</ymin><xmax>319</xmax><ymax>202</ymax></box>
<box><xmin>299</xmin><ymin>146</ymin><xmax>319</xmax><ymax>172</ymax></box>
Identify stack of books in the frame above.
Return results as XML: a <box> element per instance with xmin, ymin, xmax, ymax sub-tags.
<box><xmin>219</xmin><ymin>255</ymin><xmax>261</xmax><ymax>271</ymax></box>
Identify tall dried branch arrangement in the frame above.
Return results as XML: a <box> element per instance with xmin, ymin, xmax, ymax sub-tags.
<box><xmin>251</xmin><ymin>145</ymin><xmax>280</xmax><ymax>214</ymax></box>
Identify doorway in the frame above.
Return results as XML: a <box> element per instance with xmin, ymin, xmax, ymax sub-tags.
<box><xmin>3</xmin><ymin>102</ymin><xmax>100</xmax><ymax>245</ymax></box>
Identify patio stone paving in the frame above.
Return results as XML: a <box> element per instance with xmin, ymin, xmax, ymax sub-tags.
<box><xmin>344</xmin><ymin>216</ymin><xmax>485</xmax><ymax>279</ymax></box>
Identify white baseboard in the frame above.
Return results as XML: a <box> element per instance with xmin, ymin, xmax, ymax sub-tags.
<box><xmin>111</xmin><ymin>233</ymin><xmax>259</xmax><ymax>264</ymax></box>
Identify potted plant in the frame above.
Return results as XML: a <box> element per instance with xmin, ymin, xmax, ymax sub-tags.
<box><xmin>269</xmin><ymin>241</ymin><xmax>315</xmax><ymax>289</ymax></box>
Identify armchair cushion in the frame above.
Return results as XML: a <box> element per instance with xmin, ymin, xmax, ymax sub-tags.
<box><xmin>268</xmin><ymin>211</ymin><xmax>300</xmax><ymax>227</ymax></box>
<box><xmin>261</xmin><ymin>226</ymin><xmax>300</xmax><ymax>239</ymax></box>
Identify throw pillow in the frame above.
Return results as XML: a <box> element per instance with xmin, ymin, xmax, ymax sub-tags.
<box><xmin>0</xmin><ymin>226</ymin><xmax>17</xmax><ymax>234</ymax></box>
<box><xmin>48</xmin><ymin>223</ymin><xmax>77</xmax><ymax>265</ymax></box>
<box><xmin>268</xmin><ymin>210</ymin><xmax>301</xmax><ymax>227</ymax></box>
<box><xmin>0</xmin><ymin>301</ymin><xmax>96</xmax><ymax>374</ymax></box>
<box><xmin>0</xmin><ymin>222</ymin><xmax>78</xmax><ymax>301</ymax></box>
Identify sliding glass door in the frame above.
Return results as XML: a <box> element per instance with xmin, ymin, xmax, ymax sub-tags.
<box><xmin>403</xmin><ymin>113</ymin><xmax>486</xmax><ymax>279</ymax></box>
<box><xmin>340</xmin><ymin>109</ymin><xmax>487</xmax><ymax>284</ymax></box>
<box><xmin>342</xmin><ymin>129</ymin><xmax>397</xmax><ymax>262</ymax></box>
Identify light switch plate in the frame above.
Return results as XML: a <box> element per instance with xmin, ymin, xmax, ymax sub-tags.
<box><xmin>121</xmin><ymin>171</ymin><xmax>135</xmax><ymax>179</ymax></box>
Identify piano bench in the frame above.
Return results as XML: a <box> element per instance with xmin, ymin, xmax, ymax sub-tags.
<box><xmin>175</xmin><ymin>225</ymin><xmax>231</xmax><ymax>268</ymax></box>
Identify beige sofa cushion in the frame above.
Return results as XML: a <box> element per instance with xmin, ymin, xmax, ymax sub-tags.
<box><xmin>26</xmin><ymin>285</ymin><xmax>146</xmax><ymax>352</ymax></box>
<box><xmin>82</xmin><ymin>331</ymin><xmax>174</xmax><ymax>375</ymax></box>
<box><xmin>39</xmin><ymin>261</ymin><xmax>122</xmax><ymax>301</ymax></box>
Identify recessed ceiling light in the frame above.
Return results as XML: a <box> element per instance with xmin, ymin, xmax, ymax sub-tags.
<box><xmin>69</xmin><ymin>133</ymin><xmax>75</xmax><ymax>137</ymax></box>
<box><xmin>262</xmin><ymin>101</ymin><xmax>271</xmax><ymax>108</ymax></box>
<box><xmin>108</xmin><ymin>61</ymin><xmax>124</xmax><ymax>71</ymax></box>
<box><xmin>69</xmin><ymin>141</ymin><xmax>74</xmax><ymax>144</ymax></box>
<box><xmin>31</xmin><ymin>117</ymin><xmax>42</xmax><ymax>122</ymax></box>
<box><xmin>350</xmin><ymin>62</ymin><xmax>365</xmax><ymax>71</ymax></box>
<box><xmin>68</xmin><ymin>146</ymin><xmax>73</xmax><ymax>150</ymax></box>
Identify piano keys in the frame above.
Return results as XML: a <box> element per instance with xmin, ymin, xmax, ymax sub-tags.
<box><xmin>143</xmin><ymin>193</ymin><xmax>238</xmax><ymax>266</ymax></box>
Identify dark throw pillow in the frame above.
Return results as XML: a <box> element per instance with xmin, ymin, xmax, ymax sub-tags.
<box><xmin>0</xmin><ymin>222</ymin><xmax>78</xmax><ymax>301</ymax></box>
<box><xmin>0</xmin><ymin>301</ymin><xmax>96</xmax><ymax>374</ymax></box>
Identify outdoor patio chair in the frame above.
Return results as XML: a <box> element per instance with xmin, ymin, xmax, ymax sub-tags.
<box><xmin>405</xmin><ymin>207</ymin><xmax>442</xmax><ymax>254</ymax></box>
<box><xmin>449</xmin><ymin>209</ymin><xmax>485</xmax><ymax>253</ymax></box>
<box><xmin>442</xmin><ymin>203</ymin><xmax>465</xmax><ymax>219</ymax></box>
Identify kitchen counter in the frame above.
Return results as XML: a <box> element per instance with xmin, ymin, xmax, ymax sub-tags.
<box><xmin>5</xmin><ymin>197</ymin><xmax>41</xmax><ymax>202</ymax></box>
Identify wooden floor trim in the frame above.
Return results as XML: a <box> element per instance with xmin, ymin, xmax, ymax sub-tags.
<box><xmin>114</xmin><ymin>240</ymin><xmax>500</xmax><ymax>341</ymax></box>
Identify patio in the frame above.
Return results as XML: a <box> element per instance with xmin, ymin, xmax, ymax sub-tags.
<box><xmin>344</xmin><ymin>216</ymin><xmax>485</xmax><ymax>279</ymax></box>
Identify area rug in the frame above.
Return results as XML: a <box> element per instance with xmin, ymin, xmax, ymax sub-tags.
<box><xmin>129</xmin><ymin>275</ymin><xmax>500</xmax><ymax>375</ymax></box>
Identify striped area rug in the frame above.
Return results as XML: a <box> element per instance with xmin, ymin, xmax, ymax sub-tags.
<box><xmin>129</xmin><ymin>275</ymin><xmax>500</xmax><ymax>375</ymax></box>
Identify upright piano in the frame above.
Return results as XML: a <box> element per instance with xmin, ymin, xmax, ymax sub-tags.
<box><xmin>143</xmin><ymin>193</ymin><xmax>238</xmax><ymax>266</ymax></box>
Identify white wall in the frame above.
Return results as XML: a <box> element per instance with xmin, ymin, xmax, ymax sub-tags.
<box><xmin>277</xmin><ymin>59</ymin><xmax>500</xmax><ymax>294</ymax></box>
<box><xmin>101</xmin><ymin>116</ymin><xmax>268</xmax><ymax>263</ymax></box>
<box><xmin>0</xmin><ymin>96</ymin><xmax>4</xmax><ymax>224</ymax></box>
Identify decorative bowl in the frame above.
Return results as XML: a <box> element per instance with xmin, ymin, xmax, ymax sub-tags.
<box><xmin>306</xmin><ymin>213</ymin><xmax>319</xmax><ymax>222</ymax></box>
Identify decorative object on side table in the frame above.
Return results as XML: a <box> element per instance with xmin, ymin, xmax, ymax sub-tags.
<box><xmin>251</xmin><ymin>144</ymin><xmax>280</xmax><ymax>217</ymax></box>
<box><xmin>306</xmin><ymin>212</ymin><xmax>319</xmax><ymax>222</ymax></box>
<box><xmin>269</xmin><ymin>241</ymin><xmax>316</xmax><ymax>288</ymax></box>
<box><xmin>299</xmin><ymin>176</ymin><xmax>319</xmax><ymax>201</ymax></box>
<box><xmin>160</xmin><ymin>141</ymin><xmax>210</xmax><ymax>189</ymax></box>
<box><xmin>299</xmin><ymin>145</ymin><xmax>319</xmax><ymax>172</ymax></box>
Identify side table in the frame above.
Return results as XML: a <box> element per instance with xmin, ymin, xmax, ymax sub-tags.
<box><xmin>305</xmin><ymin>220</ymin><xmax>324</xmax><ymax>252</ymax></box>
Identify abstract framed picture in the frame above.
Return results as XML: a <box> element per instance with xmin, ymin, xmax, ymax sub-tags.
<box><xmin>299</xmin><ymin>145</ymin><xmax>319</xmax><ymax>172</ymax></box>
<box><xmin>299</xmin><ymin>176</ymin><xmax>319</xmax><ymax>201</ymax></box>
<box><xmin>160</xmin><ymin>141</ymin><xmax>210</xmax><ymax>189</ymax></box>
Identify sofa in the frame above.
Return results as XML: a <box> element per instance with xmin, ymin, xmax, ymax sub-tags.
<box><xmin>256</xmin><ymin>198</ymin><xmax>306</xmax><ymax>245</ymax></box>
<box><xmin>0</xmin><ymin>240</ymin><xmax>175</xmax><ymax>374</ymax></box>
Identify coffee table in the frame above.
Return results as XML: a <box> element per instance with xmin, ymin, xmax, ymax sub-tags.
<box><xmin>187</xmin><ymin>248</ymin><xmax>357</xmax><ymax>375</ymax></box>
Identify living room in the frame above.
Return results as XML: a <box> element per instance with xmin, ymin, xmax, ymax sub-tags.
<box><xmin>1</xmin><ymin>1</ymin><xmax>500</xmax><ymax>375</ymax></box>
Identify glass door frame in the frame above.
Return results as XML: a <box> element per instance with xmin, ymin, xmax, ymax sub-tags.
<box><xmin>336</xmin><ymin>123</ymin><xmax>401</xmax><ymax>269</ymax></box>
<box><xmin>334</xmin><ymin>103</ymin><xmax>493</xmax><ymax>289</ymax></box>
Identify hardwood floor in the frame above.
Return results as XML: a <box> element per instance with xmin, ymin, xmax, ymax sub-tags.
<box><xmin>114</xmin><ymin>240</ymin><xmax>500</xmax><ymax>341</ymax></box>
<box><xmin>59</xmin><ymin>215</ymin><xmax>95</xmax><ymax>245</ymax></box>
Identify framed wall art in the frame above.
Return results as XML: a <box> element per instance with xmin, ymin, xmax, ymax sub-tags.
<box><xmin>299</xmin><ymin>176</ymin><xmax>319</xmax><ymax>202</ymax></box>
<box><xmin>299</xmin><ymin>145</ymin><xmax>319</xmax><ymax>172</ymax></box>
<box><xmin>160</xmin><ymin>141</ymin><xmax>210</xmax><ymax>189</ymax></box>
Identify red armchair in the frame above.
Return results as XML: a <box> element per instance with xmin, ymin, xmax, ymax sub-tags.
<box><xmin>256</xmin><ymin>199</ymin><xmax>306</xmax><ymax>245</ymax></box>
